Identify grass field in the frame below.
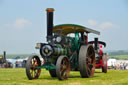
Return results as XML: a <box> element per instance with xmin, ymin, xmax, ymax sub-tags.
<box><xmin>109</xmin><ymin>55</ymin><xmax>128</xmax><ymax>60</ymax></box>
<box><xmin>0</xmin><ymin>69</ymin><xmax>128</xmax><ymax>85</ymax></box>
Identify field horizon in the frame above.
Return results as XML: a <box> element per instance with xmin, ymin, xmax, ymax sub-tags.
<box><xmin>1</xmin><ymin>53</ymin><xmax>128</xmax><ymax>60</ymax></box>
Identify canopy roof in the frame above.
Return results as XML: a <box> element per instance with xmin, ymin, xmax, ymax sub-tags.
<box><xmin>53</xmin><ymin>24</ymin><xmax>100</xmax><ymax>35</ymax></box>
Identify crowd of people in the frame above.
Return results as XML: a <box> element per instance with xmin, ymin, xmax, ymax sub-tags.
<box><xmin>15</xmin><ymin>60</ymin><xmax>26</xmax><ymax>68</ymax></box>
<box><xmin>111</xmin><ymin>62</ymin><xmax>128</xmax><ymax>70</ymax></box>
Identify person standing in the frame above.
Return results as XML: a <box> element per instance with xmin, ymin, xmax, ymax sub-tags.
<box><xmin>123</xmin><ymin>62</ymin><xmax>126</xmax><ymax>70</ymax></box>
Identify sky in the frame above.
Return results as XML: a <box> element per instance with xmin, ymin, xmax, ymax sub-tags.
<box><xmin>0</xmin><ymin>0</ymin><xmax>128</xmax><ymax>54</ymax></box>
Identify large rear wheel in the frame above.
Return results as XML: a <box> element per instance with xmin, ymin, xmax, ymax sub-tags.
<box><xmin>56</xmin><ymin>56</ymin><xmax>70</xmax><ymax>80</ymax></box>
<box><xmin>102</xmin><ymin>54</ymin><xmax>107</xmax><ymax>73</ymax></box>
<box><xmin>79</xmin><ymin>45</ymin><xmax>96</xmax><ymax>78</ymax></box>
<box><xmin>26</xmin><ymin>55</ymin><xmax>41</xmax><ymax>80</ymax></box>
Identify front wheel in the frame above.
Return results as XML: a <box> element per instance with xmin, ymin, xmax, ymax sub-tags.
<box><xmin>56</xmin><ymin>56</ymin><xmax>70</xmax><ymax>80</ymax></box>
<box><xmin>79</xmin><ymin>45</ymin><xmax>96</xmax><ymax>78</ymax></box>
<box><xmin>26</xmin><ymin>55</ymin><xmax>41</xmax><ymax>80</ymax></box>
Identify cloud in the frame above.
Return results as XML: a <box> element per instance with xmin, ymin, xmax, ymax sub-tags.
<box><xmin>14</xmin><ymin>18</ymin><xmax>32</xmax><ymax>29</ymax></box>
<box><xmin>4</xmin><ymin>18</ymin><xmax>32</xmax><ymax>30</ymax></box>
<box><xmin>88</xmin><ymin>19</ymin><xmax>97</xmax><ymax>26</ymax></box>
<box><xmin>99</xmin><ymin>22</ymin><xmax>115</xmax><ymax>30</ymax></box>
<box><xmin>87</xmin><ymin>19</ymin><xmax>116</xmax><ymax>30</ymax></box>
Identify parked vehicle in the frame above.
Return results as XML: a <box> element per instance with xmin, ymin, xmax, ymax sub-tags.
<box><xmin>89</xmin><ymin>38</ymin><xmax>107</xmax><ymax>73</ymax></box>
<box><xmin>25</xmin><ymin>8</ymin><xmax>100</xmax><ymax>80</ymax></box>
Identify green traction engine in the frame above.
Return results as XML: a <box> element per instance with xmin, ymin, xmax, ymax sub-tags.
<box><xmin>25</xmin><ymin>8</ymin><xmax>100</xmax><ymax>80</ymax></box>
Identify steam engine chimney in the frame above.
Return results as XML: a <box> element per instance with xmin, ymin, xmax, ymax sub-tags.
<box><xmin>3</xmin><ymin>51</ymin><xmax>6</xmax><ymax>63</ymax></box>
<box><xmin>46</xmin><ymin>8</ymin><xmax>54</xmax><ymax>42</ymax></box>
<box><xmin>94</xmin><ymin>38</ymin><xmax>98</xmax><ymax>50</ymax></box>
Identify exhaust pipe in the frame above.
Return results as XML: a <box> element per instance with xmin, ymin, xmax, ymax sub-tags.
<box><xmin>3</xmin><ymin>51</ymin><xmax>6</xmax><ymax>63</ymax></box>
<box><xmin>94</xmin><ymin>38</ymin><xmax>98</xmax><ymax>50</ymax></box>
<box><xmin>46</xmin><ymin>8</ymin><xmax>54</xmax><ymax>42</ymax></box>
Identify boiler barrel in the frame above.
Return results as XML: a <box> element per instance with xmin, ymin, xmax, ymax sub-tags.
<box><xmin>53</xmin><ymin>45</ymin><xmax>71</xmax><ymax>56</ymax></box>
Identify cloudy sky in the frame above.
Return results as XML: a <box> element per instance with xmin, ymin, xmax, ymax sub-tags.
<box><xmin>0</xmin><ymin>0</ymin><xmax>128</xmax><ymax>54</ymax></box>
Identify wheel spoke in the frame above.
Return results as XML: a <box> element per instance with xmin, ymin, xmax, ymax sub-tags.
<box><xmin>61</xmin><ymin>68</ymin><xmax>66</xmax><ymax>77</ymax></box>
<box><xmin>30</xmin><ymin>70</ymin><xmax>33</xmax><ymax>77</ymax></box>
<box><xmin>30</xmin><ymin>70</ymin><xmax>34</xmax><ymax>78</ymax></box>
<box><xmin>87</xmin><ymin>47</ymin><xmax>95</xmax><ymax>76</ymax></box>
<box><xmin>86</xmin><ymin>64</ymin><xmax>91</xmax><ymax>75</ymax></box>
<box><xmin>34</xmin><ymin>70</ymin><xmax>37</xmax><ymax>75</ymax></box>
<box><xmin>34</xmin><ymin>70</ymin><xmax>37</xmax><ymax>77</ymax></box>
<box><xmin>88</xmin><ymin>57</ymin><xmax>92</xmax><ymax>64</ymax></box>
<box><xmin>60</xmin><ymin>65</ymin><xmax>64</xmax><ymax>72</ymax></box>
<box><xmin>88</xmin><ymin>68</ymin><xmax>91</xmax><ymax>75</ymax></box>
<box><xmin>63</xmin><ymin>71</ymin><xmax>67</xmax><ymax>79</ymax></box>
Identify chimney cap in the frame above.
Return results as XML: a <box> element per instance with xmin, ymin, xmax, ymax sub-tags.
<box><xmin>46</xmin><ymin>8</ymin><xmax>54</xmax><ymax>12</ymax></box>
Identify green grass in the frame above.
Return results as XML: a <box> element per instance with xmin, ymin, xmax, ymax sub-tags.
<box><xmin>109</xmin><ymin>55</ymin><xmax>128</xmax><ymax>60</ymax></box>
<box><xmin>0</xmin><ymin>68</ymin><xmax>128</xmax><ymax>85</ymax></box>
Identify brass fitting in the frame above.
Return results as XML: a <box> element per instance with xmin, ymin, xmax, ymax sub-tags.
<box><xmin>46</xmin><ymin>8</ymin><xmax>54</xmax><ymax>12</ymax></box>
